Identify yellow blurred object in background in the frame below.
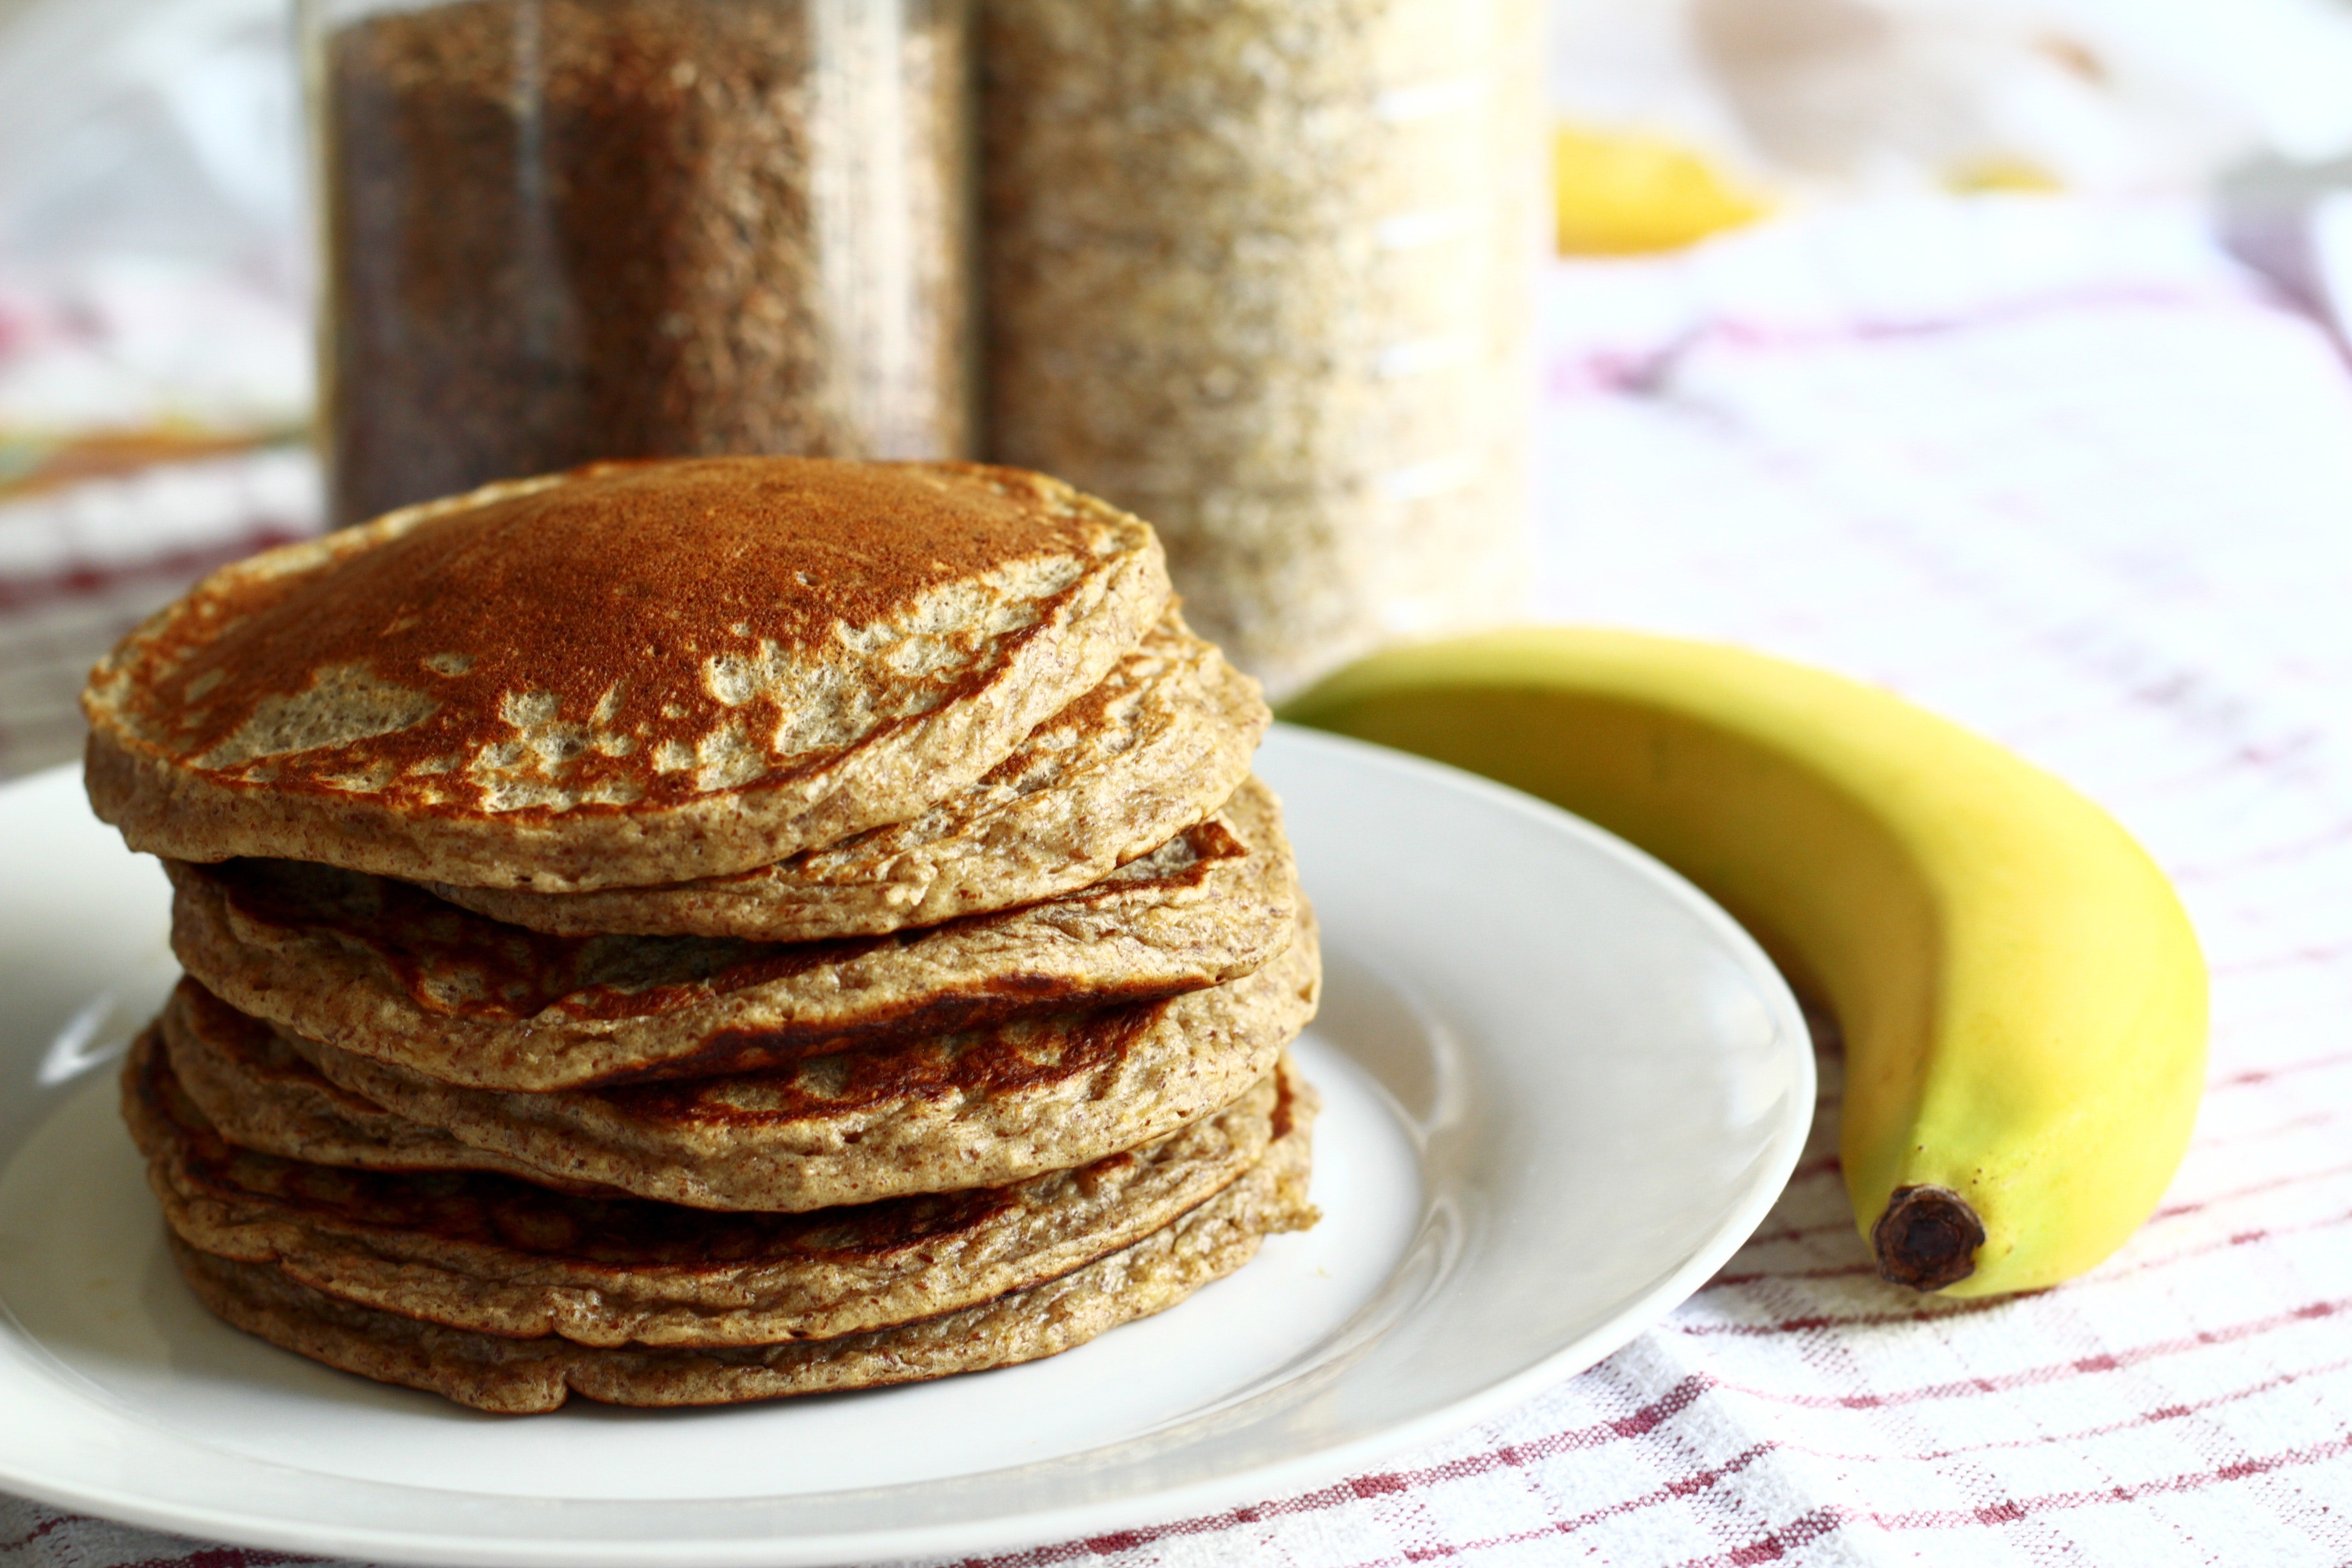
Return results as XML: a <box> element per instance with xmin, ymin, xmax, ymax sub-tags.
<box><xmin>1944</xmin><ymin>155</ymin><xmax>2066</xmax><ymax>193</ymax></box>
<box><xmin>0</xmin><ymin>426</ymin><xmax>299</xmax><ymax>501</ymax></box>
<box><xmin>1552</xmin><ymin>122</ymin><xmax>1772</xmax><ymax>255</ymax></box>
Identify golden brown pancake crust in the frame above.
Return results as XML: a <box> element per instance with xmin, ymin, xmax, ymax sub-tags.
<box><xmin>165</xmin><ymin>1081</ymin><xmax>1318</xmax><ymax>1412</ymax></box>
<box><xmin>432</xmin><ymin>608</ymin><xmax>1269</xmax><ymax>940</ymax></box>
<box><xmin>267</xmin><ymin>907</ymin><xmax>1319</xmax><ymax>1211</ymax></box>
<box><xmin>85</xmin><ymin>457</ymin><xmax>1170</xmax><ymax>891</ymax></box>
<box><xmin>128</xmin><ymin>1024</ymin><xmax>1296</xmax><ymax>1347</ymax></box>
<box><xmin>167</xmin><ymin>777</ymin><xmax>1297</xmax><ymax>1091</ymax></box>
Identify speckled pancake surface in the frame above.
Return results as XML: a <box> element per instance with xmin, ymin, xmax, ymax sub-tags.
<box><xmin>167</xmin><ymin>1089</ymin><xmax>1317</xmax><ymax>1413</ymax></box>
<box><xmin>270</xmin><ymin>909</ymin><xmax>1318</xmax><ymax>1212</ymax></box>
<box><xmin>84</xmin><ymin>457</ymin><xmax>1170</xmax><ymax>891</ymax></box>
<box><xmin>167</xmin><ymin>779</ymin><xmax>1297</xmax><ymax>1093</ymax></box>
<box><xmin>433</xmin><ymin>609</ymin><xmax>1269</xmax><ymax>940</ymax></box>
<box><xmin>129</xmin><ymin>1023</ymin><xmax>1300</xmax><ymax>1348</ymax></box>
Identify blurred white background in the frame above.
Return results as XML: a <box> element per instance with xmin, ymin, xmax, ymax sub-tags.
<box><xmin>0</xmin><ymin>0</ymin><xmax>305</xmax><ymax>458</ymax></box>
<box><xmin>1553</xmin><ymin>0</ymin><xmax>2352</xmax><ymax>196</ymax></box>
<box><xmin>1</xmin><ymin>0</ymin><xmax>2349</xmax><ymax>475</ymax></box>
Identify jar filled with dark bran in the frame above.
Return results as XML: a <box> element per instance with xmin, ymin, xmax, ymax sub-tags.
<box><xmin>303</xmin><ymin>0</ymin><xmax>975</xmax><ymax>528</ymax></box>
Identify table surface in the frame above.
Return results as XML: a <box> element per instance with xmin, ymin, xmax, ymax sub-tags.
<box><xmin>5</xmin><ymin>195</ymin><xmax>2351</xmax><ymax>1567</ymax></box>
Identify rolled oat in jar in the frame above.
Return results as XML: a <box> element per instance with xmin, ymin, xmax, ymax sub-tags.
<box><xmin>980</xmin><ymin>0</ymin><xmax>1544</xmax><ymax>696</ymax></box>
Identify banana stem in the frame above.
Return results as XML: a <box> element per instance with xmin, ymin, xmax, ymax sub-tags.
<box><xmin>1870</xmin><ymin>1185</ymin><xmax>1986</xmax><ymax>1290</ymax></box>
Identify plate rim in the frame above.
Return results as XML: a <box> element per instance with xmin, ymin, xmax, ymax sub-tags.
<box><xmin>0</xmin><ymin>727</ymin><xmax>1814</xmax><ymax>1565</ymax></box>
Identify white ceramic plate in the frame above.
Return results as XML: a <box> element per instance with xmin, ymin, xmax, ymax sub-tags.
<box><xmin>0</xmin><ymin>725</ymin><xmax>1811</xmax><ymax>1566</ymax></box>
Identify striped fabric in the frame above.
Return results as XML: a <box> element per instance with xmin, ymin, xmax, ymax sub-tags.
<box><xmin>0</xmin><ymin>446</ymin><xmax>318</xmax><ymax>778</ymax></box>
<box><xmin>5</xmin><ymin>196</ymin><xmax>2350</xmax><ymax>1565</ymax></box>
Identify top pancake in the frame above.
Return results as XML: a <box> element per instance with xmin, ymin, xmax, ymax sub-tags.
<box><xmin>83</xmin><ymin>458</ymin><xmax>1170</xmax><ymax>891</ymax></box>
<box><xmin>429</xmin><ymin>608</ymin><xmax>1268</xmax><ymax>941</ymax></box>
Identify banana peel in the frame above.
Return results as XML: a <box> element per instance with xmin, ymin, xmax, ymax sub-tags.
<box><xmin>1552</xmin><ymin>122</ymin><xmax>1771</xmax><ymax>256</ymax></box>
<box><xmin>1281</xmin><ymin>627</ymin><xmax>2206</xmax><ymax>1297</ymax></box>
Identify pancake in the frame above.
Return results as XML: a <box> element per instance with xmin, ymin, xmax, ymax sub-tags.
<box><xmin>84</xmin><ymin>457</ymin><xmax>1170</xmax><ymax>892</ymax></box>
<box><xmin>267</xmin><ymin>908</ymin><xmax>1318</xmax><ymax>1212</ymax></box>
<box><xmin>167</xmin><ymin>778</ymin><xmax>1297</xmax><ymax>1093</ymax></box>
<box><xmin>156</xmin><ymin>983</ymin><xmax>614</xmax><ymax>1193</ymax></box>
<box><xmin>166</xmin><ymin>1090</ymin><xmax>1317</xmax><ymax>1412</ymax></box>
<box><xmin>128</xmin><ymin>1023</ymin><xmax>1302</xmax><ymax>1348</ymax></box>
<box><xmin>431</xmin><ymin>608</ymin><xmax>1268</xmax><ymax>940</ymax></box>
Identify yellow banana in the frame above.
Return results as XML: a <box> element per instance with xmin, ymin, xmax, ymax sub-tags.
<box><xmin>1552</xmin><ymin>122</ymin><xmax>1772</xmax><ymax>256</ymax></box>
<box><xmin>1281</xmin><ymin>627</ymin><xmax>2207</xmax><ymax>1297</ymax></box>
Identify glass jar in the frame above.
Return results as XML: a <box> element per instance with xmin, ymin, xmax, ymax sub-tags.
<box><xmin>303</xmin><ymin>0</ymin><xmax>975</xmax><ymax>528</ymax></box>
<box><xmin>980</xmin><ymin>0</ymin><xmax>1545</xmax><ymax>696</ymax></box>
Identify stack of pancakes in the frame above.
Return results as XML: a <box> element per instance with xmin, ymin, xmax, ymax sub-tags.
<box><xmin>82</xmin><ymin>457</ymin><xmax>1320</xmax><ymax>1414</ymax></box>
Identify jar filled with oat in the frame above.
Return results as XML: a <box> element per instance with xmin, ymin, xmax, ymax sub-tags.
<box><xmin>981</xmin><ymin>0</ymin><xmax>1545</xmax><ymax>696</ymax></box>
<box><xmin>304</xmin><ymin>0</ymin><xmax>974</xmax><ymax>528</ymax></box>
